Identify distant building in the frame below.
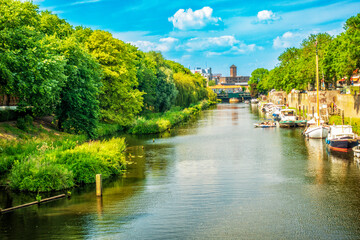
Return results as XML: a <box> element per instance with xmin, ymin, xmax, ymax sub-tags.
<box><xmin>219</xmin><ymin>65</ymin><xmax>249</xmax><ymax>85</ymax></box>
<box><xmin>212</xmin><ymin>74</ymin><xmax>222</xmax><ymax>85</ymax></box>
<box><xmin>191</xmin><ymin>67</ymin><xmax>212</xmax><ymax>80</ymax></box>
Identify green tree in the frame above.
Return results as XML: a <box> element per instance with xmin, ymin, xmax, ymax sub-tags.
<box><xmin>0</xmin><ymin>0</ymin><xmax>66</xmax><ymax>115</ymax></box>
<box><xmin>82</xmin><ymin>30</ymin><xmax>144</xmax><ymax>125</ymax></box>
<box><xmin>249</xmin><ymin>68</ymin><xmax>269</xmax><ymax>96</ymax></box>
<box><xmin>55</xmin><ymin>37</ymin><xmax>101</xmax><ymax>138</ymax></box>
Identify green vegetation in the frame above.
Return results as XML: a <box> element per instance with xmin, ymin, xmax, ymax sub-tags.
<box><xmin>0</xmin><ymin>122</ymin><xmax>126</xmax><ymax>192</ymax></box>
<box><xmin>0</xmin><ymin>1</ymin><xmax>217</xmax><ymax>192</ymax></box>
<box><xmin>250</xmin><ymin>13</ymin><xmax>360</xmax><ymax>95</ymax></box>
<box><xmin>329</xmin><ymin>115</ymin><xmax>360</xmax><ymax>135</ymax></box>
<box><xmin>129</xmin><ymin>100</ymin><xmax>215</xmax><ymax>135</ymax></box>
<box><xmin>0</xmin><ymin>0</ymin><xmax>215</xmax><ymax>137</ymax></box>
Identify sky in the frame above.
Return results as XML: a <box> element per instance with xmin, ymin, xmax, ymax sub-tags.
<box><xmin>30</xmin><ymin>0</ymin><xmax>360</xmax><ymax>76</ymax></box>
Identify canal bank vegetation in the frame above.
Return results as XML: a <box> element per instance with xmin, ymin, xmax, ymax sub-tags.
<box><xmin>0</xmin><ymin>121</ymin><xmax>127</xmax><ymax>192</ymax></box>
<box><xmin>129</xmin><ymin>100</ymin><xmax>215</xmax><ymax>135</ymax></box>
<box><xmin>0</xmin><ymin>1</ymin><xmax>218</xmax><ymax>192</ymax></box>
<box><xmin>0</xmin><ymin>0</ymin><xmax>216</xmax><ymax>138</ymax></box>
<box><xmin>329</xmin><ymin>115</ymin><xmax>360</xmax><ymax>135</ymax></box>
<box><xmin>249</xmin><ymin>13</ymin><xmax>360</xmax><ymax>94</ymax></box>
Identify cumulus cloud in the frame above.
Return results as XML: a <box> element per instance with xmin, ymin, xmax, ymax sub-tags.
<box><xmin>257</xmin><ymin>10</ymin><xmax>280</xmax><ymax>23</ymax></box>
<box><xmin>131</xmin><ymin>37</ymin><xmax>178</xmax><ymax>52</ymax></box>
<box><xmin>168</xmin><ymin>7</ymin><xmax>222</xmax><ymax>30</ymax></box>
<box><xmin>184</xmin><ymin>36</ymin><xmax>258</xmax><ymax>55</ymax></box>
<box><xmin>273</xmin><ymin>31</ymin><xmax>302</xmax><ymax>49</ymax></box>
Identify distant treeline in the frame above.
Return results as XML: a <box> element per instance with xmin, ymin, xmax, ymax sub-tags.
<box><xmin>0</xmin><ymin>0</ymin><xmax>216</xmax><ymax>138</ymax></box>
<box><xmin>249</xmin><ymin>13</ymin><xmax>360</xmax><ymax>95</ymax></box>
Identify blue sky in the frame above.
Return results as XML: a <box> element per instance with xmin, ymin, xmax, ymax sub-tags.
<box><xmin>31</xmin><ymin>0</ymin><xmax>360</xmax><ymax>76</ymax></box>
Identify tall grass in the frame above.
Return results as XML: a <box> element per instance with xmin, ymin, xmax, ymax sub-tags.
<box><xmin>329</xmin><ymin>115</ymin><xmax>360</xmax><ymax>135</ymax></box>
<box><xmin>9</xmin><ymin>138</ymin><xmax>127</xmax><ymax>192</ymax></box>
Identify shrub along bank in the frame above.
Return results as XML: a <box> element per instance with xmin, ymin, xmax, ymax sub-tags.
<box><xmin>0</xmin><ymin>100</ymin><xmax>216</xmax><ymax>192</ymax></box>
<box><xmin>328</xmin><ymin>115</ymin><xmax>360</xmax><ymax>135</ymax></box>
<box><xmin>9</xmin><ymin>138</ymin><xmax>126</xmax><ymax>192</ymax></box>
<box><xmin>129</xmin><ymin>100</ymin><xmax>215</xmax><ymax>135</ymax></box>
<box><xmin>0</xmin><ymin>121</ymin><xmax>127</xmax><ymax>192</ymax></box>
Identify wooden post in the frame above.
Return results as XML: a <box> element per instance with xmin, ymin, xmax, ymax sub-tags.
<box><xmin>312</xmin><ymin>106</ymin><xmax>314</xmax><ymax>118</ymax></box>
<box><xmin>306</xmin><ymin>106</ymin><xmax>309</xmax><ymax>120</ymax></box>
<box><xmin>96</xmin><ymin>174</ymin><xmax>102</xmax><ymax>197</ymax></box>
<box><xmin>342</xmin><ymin>110</ymin><xmax>345</xmax><ymax>125</ymax></box>
<box><xmin>303</xmin><ymin>106</ymin><xmax>305</xmax><ymax>120</ymax></box>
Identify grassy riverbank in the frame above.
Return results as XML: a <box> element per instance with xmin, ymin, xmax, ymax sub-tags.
<box><xmin>329</xmin><ymin>115</ymin><xmax>360</xmax><ymax>135</ymax></box>
<box><xmin>129</xmin><ymin>100</ymin><xmax>216</xmax><ymax>135</ymax></box>
<box><xmin>0</xmin><ymin>120</ymin><xmax>127</xmax><ymax>192</ymax></box>
<box><xmin>0</xmin><ymin>100</ymin><xmax>216</xmax><ymax>192</ymax></box>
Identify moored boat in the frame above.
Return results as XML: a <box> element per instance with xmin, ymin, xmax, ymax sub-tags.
<box><xmin>250</xmin><ymin>99</ymin><xmax>259</xmax><ymax>104</ymax></box>
<box><xmin>326</xmin><ymin>125</ymin><xmax>358</xmax><ymax>152</ymax></box>
<box><xmin>353</xmin><ymin>145</ymin><xmax>360</xmax><ymax>158</ymax></box>
<box><xmin>229</xmin><ymin>98</ymin><xmax>239</xmax><ymax>103</ymax></box>
<box><xmin>279</xmin><ymin>109</ymin><xmax>297</xmax><ymax>128</ymax></box>
<box><xmin>295</xmin><ymin>120</ymin><xmax>307</xmax><ymax>127</ymax></box>
<box><xmin>254</xmin><ymin>121</ymin><xmax>276</xmax><ymax>128</ymax></box>
<box><xmin>304</xmin><ymin>125</ymin><xmax>329</xmax><ymax>139</ymax></box>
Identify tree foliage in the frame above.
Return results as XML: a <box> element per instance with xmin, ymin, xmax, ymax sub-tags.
<box><xmin>0</xmin><ymin>0</ymin><xmax>215</xmax><ymax>138</ymax></box>
<box><xmin>253</xmin><ymin>14</ymin><xmax>359</xmax><ymax>93</ymax></box>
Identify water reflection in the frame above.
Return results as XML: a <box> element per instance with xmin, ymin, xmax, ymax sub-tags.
<box><xmin>2</xmin><ymin>103</ymin><xmax>360</xmax><ymax>239</ymax></box>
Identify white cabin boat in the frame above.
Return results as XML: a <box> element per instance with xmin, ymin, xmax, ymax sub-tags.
<box><xmin>279</xmin><ymin>109</ymin><xmax>296</xmax><ymax>127</ymax></box>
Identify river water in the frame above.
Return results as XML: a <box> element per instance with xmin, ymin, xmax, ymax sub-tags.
<box><xmin>1</xmin><ymin>103</ymin><xmax>360</xmax><ymax>239</ymax></box>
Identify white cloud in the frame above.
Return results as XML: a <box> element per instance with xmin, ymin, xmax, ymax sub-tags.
<box><xmin>184</xmin><ymin>36</ymin><xmax>258</xmax><ymax>55</ymax></box>
<box><xmin>257</xmin><ymin>10</ymin><xmax>280</xmax><ymax>23</ymax></box>
<box><xmin>168</xmin><ymin>7</ymin><xmax>222</xmax><ymax>30</ymax></box>
<box><xmin>130</xmin><ymin>37</ymin><xmax>179</xmax><ymax>52</ymax></box>
<box><xmin>273</xmin><ymin>31</ymin><xmax>303</xmax><ymax>49</ymax></box>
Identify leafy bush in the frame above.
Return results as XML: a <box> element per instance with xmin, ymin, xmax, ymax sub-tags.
<box><xmin>9</xmin><ymin>159</ymin><xmax>74</xmax><ymax>192</ymax></box>
<box><xmin>8</xmin><ymin>137</ymin><xmax>127</xmax><ymax>191</ymax></box>
<box><xmin>129</xmin><ymin>100</ymin><xmax>214</xmax><ymax>135</ymax></box>
<box><xmin>16</xmin><ymin>115</ymin><xmax>33</xmax><ymax>131</ymax></box>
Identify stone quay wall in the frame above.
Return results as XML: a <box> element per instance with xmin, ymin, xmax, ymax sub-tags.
<box><xmin>268</xmin><ymin>91</ymin><xmax>360</xmax><ymax>118</ymax></box>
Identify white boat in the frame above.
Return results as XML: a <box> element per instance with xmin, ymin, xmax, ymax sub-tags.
<box><xmin>254</xmin><ymin>121</ymin><xmax>276</xmax><ymax>128</ymax></box>
<box><xmin>304</xmin><ymin>125</ymin><xmax>329</xmax><ymax>139</ymax></box>
<box><xmin>250</xmin><ymin>99</ymin><xmax>259</xmax><ymax>104</ymax></box>
<box><xmin>279</xmin><ymin>109</ymin><xmax>296</xmax><ymax>127</ymax></box>
<box><xmin>326</xmin><ymin>125</ymin><xmax>358</xmax><ymax>152</ymax></box>
<box><xmin>303</xmin><ymin>42</ymin><xmax>328</xmax><ymax>139</ymax></box>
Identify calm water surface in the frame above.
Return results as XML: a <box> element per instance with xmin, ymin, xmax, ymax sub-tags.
<box><xmin>1</xmin><ymin>103</ymin><xmax>360</xmax><ymax>239</ymax></box>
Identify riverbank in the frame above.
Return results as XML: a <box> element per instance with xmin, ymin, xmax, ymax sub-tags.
<box><xmin>0</xmin><ymin>100</ymin><xmax>216</xmax><ymax>192</ymax></box>
<box><xmin>129</xmin><ymin>100</ymin><xmax>217</xmax><ymax>135</ymax></box>
<box><xmin>0</xmin><ymin>120</ymin><xmax>127</xmax><ymax>192</ymax></box>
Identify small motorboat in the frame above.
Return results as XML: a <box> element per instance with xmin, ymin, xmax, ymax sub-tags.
<box><xmin>254</xmin><ymin>121</ymin><xmax>276</xmax><ymax>128</ymax></box>
<box><xmin>295</xmin><ymin>120</ymin><xmax>307</xmax><ymax>127</ymax></box>
<box><xmin>229</xmin><ymin>98</ymin><xmax>239</xmax><ymax>103</ymax></box>
<box><xmin>353</xmin><ymin>145</ymin><xmax>360</xmax><ymax>158</ymax></box>
<box><xmin>279</xmin><ymin>109</ymin><xmax>296</xmax><ymax>128</ymax></box>
<box><xmin>250</xmin><ymin>99</ymin><xmax>259</xmax><ymax>104</ymax></box>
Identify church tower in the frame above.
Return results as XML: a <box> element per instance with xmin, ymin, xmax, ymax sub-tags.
<box><xmin>230</xmin><ymin>65</ymin><xmax>237</xmax><ymax>77</ymax></box>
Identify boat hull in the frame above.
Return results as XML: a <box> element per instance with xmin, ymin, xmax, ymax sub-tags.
<box><xmin>279</xmin><ymin>121</ymin><xmax>296</xmax><ymax>128</ymax></box>
<box><xmin>295</xmin><ymin>120</ymin><xmax>307</xmax><ymax>127</ymax></box>
<box><xmin>304</xmin><ymin>126</ymin><xmax>328</xmax><ymax>139</ymax></box>
<box><xmin>328</xmin><ymin>139</ymin><xmax>358</xmax><ymax>152</ymax></box>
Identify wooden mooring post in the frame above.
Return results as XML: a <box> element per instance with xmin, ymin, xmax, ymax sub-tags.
<box><xmin>0</xmin><ymin>194</ymin><xmax>66</xmax><ymax>214</ymax></box>
<box><xmin>302</xmin><ymin>106</ymin><xmax>305</xmax><ymax>120</ymax></box>
<box><xmin>96</xmin><ymin>174</ymin><xmax>102</xmax><ymax>197</ymax></box>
